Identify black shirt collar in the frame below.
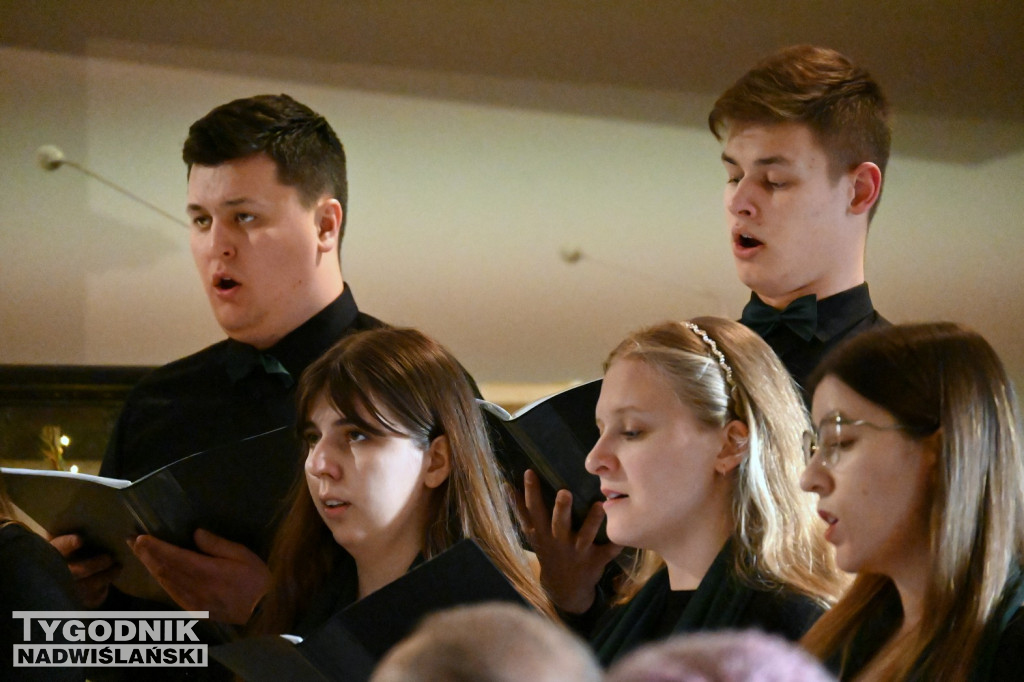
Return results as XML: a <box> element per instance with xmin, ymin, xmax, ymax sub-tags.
<box><xmin>812</xmin><ymin>282</ymin><xmax>876</xmax><ymax>343</ymax></box>
<box><xmin>223</xmin><ymin>286</ymin><xmax>360</xmax><ymax>380</ymax></box>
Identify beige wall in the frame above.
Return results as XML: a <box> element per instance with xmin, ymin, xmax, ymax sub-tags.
<box><xmin>2</xmin><ymin>44</ymin><xmax>1022</xmax><ymax>392</ymax></box>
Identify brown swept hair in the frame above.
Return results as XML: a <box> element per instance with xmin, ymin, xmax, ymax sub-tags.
<box><xmin>607</xmin><ymin>318</ymin><xmax>845</xmax><ymax>606</ymax></box>
<box><xmin>253</xmin><ymin>327</ymin><xmax>554</xmax><ymax>634</ymax></box>
<box><xmin>801</xmin><ymin>322</ymin><xmax>1024</xmax><ymax>680</ymax></box>
<box><xmin>709</xmin><ymin>44</ymin><xmax>890</xmax><ymax>220</ymax></box>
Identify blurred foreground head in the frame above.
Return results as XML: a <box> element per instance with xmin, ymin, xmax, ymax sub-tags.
<box><xmin>370</xmin><ymin>602</ymin><xmax>602</xmax><ymax>682</ymax></box>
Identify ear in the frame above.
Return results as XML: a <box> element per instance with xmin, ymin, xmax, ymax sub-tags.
<box><xmin>715</xmin><ymin>420</ymin><xmax>749</xmax><ymax>475</ymax></box>
<box><xmin>920</xmin><ymin>428</ymin><xmax>943</xmax><ymax>469</ymax></box>
<box><xmin>423</xmin><ymin>434</ymin><xmax>452</xmax><ymax>489</ymax></box>
<box><xmin>848</xmin><ymin>162</ymin><xmax>882</xmax><ymax>216</ymax></box>
<box><xmin>314</xmin><ymin>198</ymin><xmax>343</xmax><ymax>254</ymax></box>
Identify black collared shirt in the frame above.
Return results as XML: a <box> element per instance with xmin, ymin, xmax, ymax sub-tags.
<box><xmin>89</xmin><ymin>288</ymin><xmax>383</xmax><ymax>677</ymax></box>
<box><xmin>100</xmin><ymin>286</ymin><xmax>385</xmax><ymax>481</ymax></box>
<box><xmin>744</xmin><ymin>283</ymin><xmax>888</xmax><ymax>400</ymax></box>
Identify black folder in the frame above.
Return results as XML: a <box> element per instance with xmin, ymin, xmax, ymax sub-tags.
<box><xmin>1</xmin><ymin>426</ymin><xmax>300</xmax><ymax>602</ymax></box>
<box><xmin>211</xmin><ymin>539</ymin><xmax>528</xmax><ymax>681</ymax></box>
<box><xmin>479</xmin><ymin>379</ymin><xmax>605</xmax><ymax>539</ymax></box>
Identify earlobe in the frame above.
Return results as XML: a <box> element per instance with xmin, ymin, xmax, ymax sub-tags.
<box><xmin>423</xmin><ymin>435</ymin><xmax>451</xmax><ymax>489</ymax></box>
<box><xmin>314</xmin><ymin>198</ymin><xmax>343</xmax><ymax>254</ymax></box>
<box><xmin>848</xmin><ymin>162</ymin><xmax>882</xmax><ymax>216</ymax></box>
<box><xmin>715</xmin><ymin>420</ymin><xmax>749</xmax><ymax>475</ymax></box>
<box><xmin>922</xmin><ymin>428</ymin><xmax>943</xmax><ymax>468</ymax></box>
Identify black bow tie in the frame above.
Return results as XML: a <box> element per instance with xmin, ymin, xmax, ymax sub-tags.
<box><xmin>740</xmin><ymin>294</ymin><xmax>818</xmax><ymax>341</ymax></box>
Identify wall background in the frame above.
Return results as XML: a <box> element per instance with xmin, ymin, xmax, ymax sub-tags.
<box><xmin>2</xmin><ymin>3</ymin><xmax>1022</xmax><ymax>399</ymax></box>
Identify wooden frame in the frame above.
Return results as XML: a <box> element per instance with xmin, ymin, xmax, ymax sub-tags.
<box><xmin>0</xmin><ymin>365</ymin><xmax>155</xmax><ymax>472</ymax></box>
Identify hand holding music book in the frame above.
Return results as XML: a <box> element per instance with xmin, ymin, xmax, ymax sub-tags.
<box><xmin>0</xmin><ymin>426</ymin><xmax>300</xmax><ymax>603</ymax></box>
<box><xmin>478</xmin><ymin>379</ymin><xmax>604</xmax><ymax>538</ymax></box>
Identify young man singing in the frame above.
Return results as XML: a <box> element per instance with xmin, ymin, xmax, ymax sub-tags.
<box><xmin>709</xmin><ymin>44</ymin><xmax>891</xmax><ymax>396</ymax></box>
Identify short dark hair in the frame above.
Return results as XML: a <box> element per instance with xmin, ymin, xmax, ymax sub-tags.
<box><xmin>183</xmin><ymin>94</ymin><xmax>349</xmax><ymax>232</ymax></box>
<box><xmin>709</xmin><ymin>45</ymin><xmax>891</xmax><ymax>218</ymax></box>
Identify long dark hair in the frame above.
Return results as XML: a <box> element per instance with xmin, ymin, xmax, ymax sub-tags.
<box><xmin>802</xmin><ymin>322</ymin><xmax>1024</xmax><ymax>680</ymax></box>
<box><xmin>253</xmin><ymin>327</ymin><xmax>553</xmax><ymax>633</ymax></box>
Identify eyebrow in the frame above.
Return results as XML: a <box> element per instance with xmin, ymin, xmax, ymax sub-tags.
<box><xmin>186</xmin><ymin>197</ymin><xmax>258</xmax><ymax>213</ymax></box>
<box><xmin>813</xmin><ymin>410</ymin><xmax>852</xmax><ymax>426</ymax></box>
<box><xmin>336</xmin><ymin>413</ymin><xmax>396</xmax><ymax>437</ymax></box>
<box><xmin>598</xmin><ymin>405</ymin><xmax>652</xmax><ymax>420</ymax></box>
<box><xmin>720</xmin><ymin>152</ymin><xmax>793</xmax><ymax>167</ymax></box>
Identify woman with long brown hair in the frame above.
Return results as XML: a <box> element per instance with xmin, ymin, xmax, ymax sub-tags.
<box><xmin>800</xmin><ymin>322</ymin><xmax>1024</xmax><ymax>680</ymax></box>
<box><xmin>252</xmin><ymin>327</ymin><xmax>552</xmax><ymax>635</ymax></box>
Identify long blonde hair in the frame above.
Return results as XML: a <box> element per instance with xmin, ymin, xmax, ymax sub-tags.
<box><xmin>254</xmin><ymin>328</ymin><xmax>554</xmax><ymax>633</ymax></box>
<box><xmin>607</xmin><ymin>318</ymin><xmax>845</xmax><ymax>606</ymax></box>
<box><xmin>801</xmin><ymin>322</ymin><xmax>1024</xmax><ymax>680</ymax></box>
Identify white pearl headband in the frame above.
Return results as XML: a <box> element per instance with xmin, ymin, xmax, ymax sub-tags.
<box><xmin>681</xmin><ymin>321</ymin><xmax>735</xmax><ymax>389</ymax></box>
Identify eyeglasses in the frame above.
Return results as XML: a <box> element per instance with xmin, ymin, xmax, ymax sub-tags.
<box><xmin>802</xmin><ymin>411</ymin><xmax>913</xmax><ymax>468</ymax></box>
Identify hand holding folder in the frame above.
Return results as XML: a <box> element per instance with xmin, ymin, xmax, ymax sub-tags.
<box><xmin>2</xmin><ymin>426</ymin><xmax>300</xmax><ymax>603</ymax></box>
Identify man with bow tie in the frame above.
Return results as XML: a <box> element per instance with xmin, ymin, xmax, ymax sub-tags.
<box><xmin>51</xmin><ymin>95</ymin><xmax>385</xmax><ymax>626</ymax></box>
<box><xmin>709</xmin><ymin>45</ymin><xmax>891</xmax><ymax>398</ymax></box>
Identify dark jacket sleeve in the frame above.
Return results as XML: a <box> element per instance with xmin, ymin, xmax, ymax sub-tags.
<box><xmin>0</xmin><ymin>523</ymin><xmax>86</xmax><ymax>681</ymax></box>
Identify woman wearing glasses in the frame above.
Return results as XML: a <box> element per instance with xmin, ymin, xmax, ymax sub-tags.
<box><xmin>800</xmin><ymin>322</ymin><xmax>1024</xmax><ymax>681</ymax></box>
